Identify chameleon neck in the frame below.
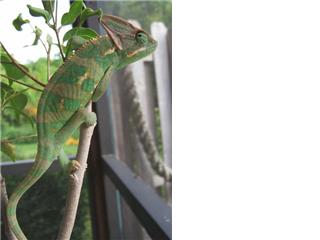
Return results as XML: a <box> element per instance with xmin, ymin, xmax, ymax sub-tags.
<box><xmin>73</xmin><ymin>35</ymin><xmax>119</xmax><ymax>69</ymax></box>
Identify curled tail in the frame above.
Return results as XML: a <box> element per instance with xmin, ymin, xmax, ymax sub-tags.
<box><xmin>6</xmin><ymin>154</ymin><xmax>52</xmax><ymax>240</ymax></box>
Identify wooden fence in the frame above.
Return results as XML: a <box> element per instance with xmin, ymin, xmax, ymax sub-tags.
<box><xmin>101</xmin><ymin>20</ymin><xmax>172</xmax><ymax>239</ymax></box>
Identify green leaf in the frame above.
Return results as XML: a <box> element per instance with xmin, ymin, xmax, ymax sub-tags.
<box><xmin>9</xmin><ymin>92</ymin><xmax>28</xmax><ymax>111</ymax></box>
<box><xmin>1</xmin><ymin>141</ymin><xmax>16</xmax><ymax>162</ymax></box>
<box><xmin>32</xmin><ymin>26</ymin><xmax>42</xmax><ymax>46</ymax></box>
<box><xmin>65</xmin><ymin>36</ymin><xmax>87</xmax><ymax>57</ymax></box>
<box><xmin>0</xmin><ymin>53</ymin><xmax>29</xmax><ymax>81</ymax></box>
<box><xmin>12</xmin><ymin>14</ymin><xmax>30</xmax><ymax>31</ymax></box>
<box><xmin>27</xmin><ymin>4</ymin><xmax>51</xmax><ymax>23</ymax></box>
<box><xmin>42</xmin><ymin>0</ymin><xmax>55</xmax><ymax>16</ymax></box>
<box><xmin>5</xmin><ymin>106</ymin><xmax>35</xmax><ymax>128</ymax></box>
<box><xmin>0</xmin><ymin>82</ymin><xmax>14</xmax><ymax>94</ymax></box>
<box><xmin>79</xmin><ymin>8</ymin><xmax>102</xmax><ymax>25</ymax></box>
<box><xmin>0</xmin><ymin>82</ymin><xmax>14</xmax><ymax>105</ymax></box>
<box><xmin>62</xmin><ymin>45</ymin><xmax>68</xmax><ymax>55</ymax></box>
<box><xmin>61</xmin><ymin>0</ymin><xmax>84</xmax><ymax>26</ymax></box>
<box><xmin>68</xmin><ymin>35</ymin><xmax>86</xmax><ymax>50</ymax></box>
<box><xmin>63</xmin><ymin>27</ymin><xmax>98</xmax><ymax>42</ymax></box>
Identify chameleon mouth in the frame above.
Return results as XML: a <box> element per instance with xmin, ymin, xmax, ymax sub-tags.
<box><xmin>127</xmin><ymin>47</ymin><xmax>146</xmax><ymax>57</ymax></box>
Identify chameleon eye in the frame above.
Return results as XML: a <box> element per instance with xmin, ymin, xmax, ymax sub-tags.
<box><xmin>136</xmin><ymin>32</ymin><xmax>148</xmax><ymax>44</ymax></box>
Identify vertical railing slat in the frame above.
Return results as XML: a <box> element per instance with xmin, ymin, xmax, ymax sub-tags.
<box><xmin>128</xmin><ymin>20</ymin><xmax>157</xmax><ymax>188</ymax></box>
<box><xmin>151</xmin><ymin>22</ymin><xmax>172</xmax><ymax>168</ymax></box>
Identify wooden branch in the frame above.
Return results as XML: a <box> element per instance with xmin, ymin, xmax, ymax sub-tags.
<box><xmin>1</xmin><ymin>174</ymin><xmax>17</xmax><ymax>240</ymax></box>
<box><xmin>57</xmin><ymin>103</ymin><xmax>96</xmax><ymax>240</ymax></box>
<box><xmin>0</xmin><ymin>43</ymin><xmax>46</xmax><ymax>87</ymax></box>
<box><xmin>0</xmin><ymin>74</ymin><xmax>43</xmax><ymax>92</ymax></box>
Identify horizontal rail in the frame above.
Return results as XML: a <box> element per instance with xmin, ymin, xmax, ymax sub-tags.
<box><xmin>1</xmin><ymin>155</ymin><xmax>172</xmax><ymax>239</ymax></box>
<box><xmin>102</xmin><ymin>154</ymin><xmax>172</xmax><ymax>240</ymax></box>
<box><xmin>0</xmin><ymin>156</ymin><xmax>76</xmax><ymax>176</ymax></box>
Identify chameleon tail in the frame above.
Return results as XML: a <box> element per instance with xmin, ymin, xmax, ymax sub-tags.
<box><xmin>6</xmin><ymin>153</ymin><xmax>53</xmax><ymax>240</ymax></box>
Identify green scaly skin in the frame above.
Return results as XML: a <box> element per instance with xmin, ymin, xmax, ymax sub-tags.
<box><xmin>6</xmin><ymin>15</ymin><xmax>157</xmax><ymax>240</ymax></box>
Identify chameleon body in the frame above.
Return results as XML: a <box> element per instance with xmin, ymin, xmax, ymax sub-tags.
<box><xmin>6</xmin><ymin>15</ymin><xmax>157</xmax><ymax>240</ymax></box>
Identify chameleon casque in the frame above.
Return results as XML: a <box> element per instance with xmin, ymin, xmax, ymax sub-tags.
<box><xmin>7</xmin><ymin>15</ymin><xmax>157</xmax><ymax>240</ymax></box>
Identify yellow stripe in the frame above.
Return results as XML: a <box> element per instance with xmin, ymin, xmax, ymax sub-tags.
<box><xmin>127</xmin><ymin>47</ymin><xmax>146</xmax><ymax>57</ymax></box>
<box><xmin>100</xmin><ymin>47</ymin><xmax>115</xmax><ymax>57</ymax></box>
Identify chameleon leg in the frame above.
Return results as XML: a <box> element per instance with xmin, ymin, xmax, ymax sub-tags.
<box><xmin>92</xmin><ymin>66</ymin><xmax>113</xmax><ymax>102</ymax></box>
<box><xmin>55</xmin><ymin>108</ymin><xmax>96</xmax><ymax>145</ymax></box>
<box><xmin>58</xmin><ymin>148</ymin><xmax>70</xmax><ymax>170</ymax></box>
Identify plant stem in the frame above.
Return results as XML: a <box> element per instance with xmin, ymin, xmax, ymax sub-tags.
<box><xmin>47</xmin><ymin>43</ymin><xmax>51</xmax><ymax>82</ymax></box>
<box><xmin>1</xmin><ymin>135</ymin><xmax>37</xmax><ymax>143</ymax></box>
<box><xmin>53</xmin><ymin>27</ymin><xmax>66</xmax><ymax>62</ymax></box>
<box><xmin>39</xmin><ymin>37</ymin><xmax>48</xmax><ymax>53</ymax></box>
<box><xmin>55</xmin><ymin>0</ymin><xmax>58</xmax><ymax>26</ymax></box>
<box><xmin>51</xmin><ymin>0</ymin><xmax>65</xmax><ymax>61</ymax></box>
<box><xmin>1</xmin><ymin>175</ymin><xmax>17</xmax><ymax>240</ymax></box>
<box><xmin>1</xmin><ymin>43</ymin><xmax>45</xmax><ymax>87</ymax></box>
<box><xmin>57</xmin><ymin>103</ymin><xmax>96</xmax><ymax>240</ymax></box>
<box><xmin>0</xmin><ymin>74</ymin><xmax>43</xmax><ymax>92</ymax></box>
<box><xmin>27</xmin><ymin>23</ymin><xmax>48</xmax><ymax>53</ymax></box>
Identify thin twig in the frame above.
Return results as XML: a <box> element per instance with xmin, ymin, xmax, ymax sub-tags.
<box><xmin>0</xmin><ymin>74</ymin><xmax>44</xmax><ymax>92</ymax></box>
<box><xmin>55</xmin><ymin>0</ymin><xmax>58</xmax><ymax>26</ymax></box>
<box><xmin>53</xmin><ymin>27</ymin><xmax>65</xmax><ymax>62</ymax></box>
<box><xmin>1</xmin><ymin>61</ymin><xmax>13</xmax><ymax>64</ymax></box>
<box><xmin>1</xmin><ymin>175</ymin><xmax>17</xmax><ymax>240</ymax></box>
<box><xmin>27</xmin><ymin>23</ymin><xmax>48</xmax><ymax>54</ymax></box>
<box><xmin>57</xmin><ymin>103</ymin><xmax>96</xmax><ymax>240</ymax></box>
<box><xmin>51</xmin><ymin>0</ymin><xmax>65</xmax><ymax>62</ymax></box>
<box><xmin>1</xmin><ymin>135</ymin><xmax>37</xmax><ymax>143</ymax></box>
<box><xmin>52</xmin><ymin>0</ymin><xmax>65</xmax><ymax>62</ymax></box>
<box><xmin>47</xmin><ymin>43</ymin><xmax>51</xmax><ymax>82</ymax></box>
<box><xmin>39</xmin><ymin>36</ymin><xmax>49</xmax><ymax>54</ymax></box>
<box><xmin>49</xmin><ymin>0</ymin><xmax>55</xmax><ymax>21</ymax></box>
<box><xmin>1</xmin><ymin>43</ymin><xmax>45</xmax><ymax>87</ymax></box>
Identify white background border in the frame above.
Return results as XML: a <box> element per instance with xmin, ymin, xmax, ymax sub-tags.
<box><xmin>173</xmin><ymin>1</ymin><xmax>320</xmax><ymax>239</ymax></box>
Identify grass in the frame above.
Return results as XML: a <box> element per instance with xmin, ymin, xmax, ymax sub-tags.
<box><xmin>16</xmin><ymin>143</ymin><xmax>78</xmax><ymax>159</ymax></box>
<box><xmin>1</xmin><ymin>142</ymin><xmax>78</xmax><ymax>162</ymax></box>
<box><xmin>1</xmin><ymin>119</ymin><xmax>79</xmax><ymax>162</ymax></box>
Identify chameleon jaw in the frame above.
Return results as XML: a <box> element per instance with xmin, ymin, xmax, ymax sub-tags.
<box><xmin>127</xmin><ymin>47</ymin><xmax>146</xmax><ymax>58</ymax></box>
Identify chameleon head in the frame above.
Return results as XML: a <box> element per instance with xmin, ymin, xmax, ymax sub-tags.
<box><xmin>99</xmin><ymin>15</ymin><xmax>157</xmax><ymax>69</ymax></box>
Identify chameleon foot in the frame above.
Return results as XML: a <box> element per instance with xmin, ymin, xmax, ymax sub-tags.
<box><xmin>84</xmin><ymin>111</ymin><xmax>97</xmax><ymax>127</ymax></box>
<box><xmin>69</xmin><ymin>160</ymin><xmax>81</xmax><ymax>174</ymax></box>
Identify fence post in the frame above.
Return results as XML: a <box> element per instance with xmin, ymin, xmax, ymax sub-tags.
<box><xmin>151</xmin><ymin>22</ymin><xmax>172</xmax><ymax>168</ymax></box>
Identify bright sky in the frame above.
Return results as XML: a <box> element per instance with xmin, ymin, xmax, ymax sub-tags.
<box><xmin>0</xmin><ymin>0</ymin><xmax>71</xmax><ymax>63</ymax></box>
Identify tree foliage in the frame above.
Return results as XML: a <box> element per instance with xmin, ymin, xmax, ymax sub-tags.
<box><xmin>0</xmin><ymin>0</ymin><xmax>102</xmax><ymax>161</ymax></box>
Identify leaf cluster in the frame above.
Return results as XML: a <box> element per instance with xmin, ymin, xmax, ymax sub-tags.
<box><xmin>1</xmin><ymin>82</ymin><xmax>31</xmax><ymax>162</ymax></box>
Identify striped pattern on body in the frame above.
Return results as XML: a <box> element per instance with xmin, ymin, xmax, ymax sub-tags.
<box><xmin>6</xmin><ymin>36</ymin><xmax>116</xmax><ymax>240</ymax></box>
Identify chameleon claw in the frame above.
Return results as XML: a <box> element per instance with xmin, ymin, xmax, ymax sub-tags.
<box><xmin>69</xmin><ymin>160</ymin><xmax>81</xmax><ymax>173</ymax></box>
